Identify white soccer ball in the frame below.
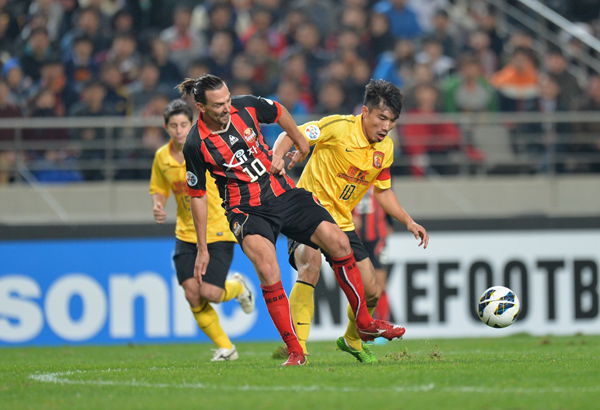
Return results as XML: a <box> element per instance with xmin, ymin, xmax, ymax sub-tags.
<box><xmin>477</xmin><ymin>285</ymin><xmax>520</xmax><ymax>328</ymax></box>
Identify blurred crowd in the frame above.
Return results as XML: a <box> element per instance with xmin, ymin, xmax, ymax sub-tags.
<box><xmin>1</xmin><ymin>0</ymin><xmax>600</xmax><ymax>183</ymax></box>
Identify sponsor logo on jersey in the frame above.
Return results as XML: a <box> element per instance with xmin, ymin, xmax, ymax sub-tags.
<box><xmin>243</xmin><ymin>128</ymin><xmax>256</xmax><ymax>143</ymax></box>
<box><xmin>305</xmin><ymin>124</ymin><xmax>320</xmax><ymax>140</ymax></box>
<box><xmin>228</xmin><ymin>135</ymin><xmax>239</xmax><ymax>145</ymax></box>
<box><xmin>186</xmin><ymin>171</ymin><xmax>198</xmax><ymax>186</ymax></box>
<box><xmin>223</xmin><ymin>149</ymin><xmax>248</xmax><ymax>169</ymax></box>
<box><xmin>373</xmin><ymin>151</ymin><xmax>384</xmax><ymax>169</ymax></box>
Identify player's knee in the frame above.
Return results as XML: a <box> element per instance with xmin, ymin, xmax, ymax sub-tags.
<box><xmin>330</xmin><ymin>231</ymin><xmax>352</xmax><ymax>256</ymax></box>
<box><xmin>183</xmin><ymin>283</ymin><xmax>201</xmax><ymax>306</ymax></box>
<box><xmin>199</xmin><ymin>287</ymin><xmax>222</xmax><ymax>304</ymax></box>
<box><xmin>296</xmin><ymin>259</ymin><xmax>321</xmax><ymax>284</ymax></box>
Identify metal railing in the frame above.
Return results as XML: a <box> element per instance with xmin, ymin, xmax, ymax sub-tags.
<box><xmin>1</xmin><ymin>111</ymin><xmax>599</xmax><ymax>184</ymax></box>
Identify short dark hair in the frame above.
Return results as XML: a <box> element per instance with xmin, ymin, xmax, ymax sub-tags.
<box><xmin>163</xmin><ymin>99</ymin><xmax>194</xmax><ymax>125</ymax></box>
<box><xmin>363</xmin><ymin>79</ymin><xmax>403</xmax><ymax>118</ymax></box>
<box><xmin>176</xmin><ymin>74</ymin><xmax>226</xmax><ymax>104</ymax></box>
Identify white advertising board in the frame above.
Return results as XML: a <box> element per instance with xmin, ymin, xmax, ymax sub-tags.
<box><xmin>309</xmin><ymin>230</ymin><xmax>600</xmax><ymax>339</ymax></box>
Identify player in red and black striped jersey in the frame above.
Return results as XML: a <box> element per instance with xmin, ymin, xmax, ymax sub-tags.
<box><xmin>179</xmin><ymin>74</ymin><xmax>406</xmax><ymax>366</ymax></box>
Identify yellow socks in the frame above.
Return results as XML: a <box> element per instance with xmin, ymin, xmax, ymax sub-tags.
<box><xmin>289</xmin><ymin>281</ymin><xmax>315</xmax><ymax>354</ymax></box>
<box><xmin>219</xmin><ymin>279</ymin><xmax>243</xmax><ymax>302</ymax></box>
<box><xmin>191</xmin><ymin>300</ymin><xmax>233</xmax><ymax>349</ymax></box>
<box><xmin>343</xmin><ymin>304</ymin><xmax>377</xmax><ymax>351</ymax></box>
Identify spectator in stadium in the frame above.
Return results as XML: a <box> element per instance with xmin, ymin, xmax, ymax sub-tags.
<box><xmin>69</xmin><ymin>80</ymin><xmax>112</xmax><ymax>180</ymax></box>
<box><xmin>99</xmin><ymin>62</ymin><xmax>130</xmax><ymax>117</ymax></box>
<box><xmin>64</xmin><ymin>34</ymin><xmax>98</xmax><ymax>95</ymax></box>
<box><xmin>19</xmin><ymin>27</ymin><xmax>57</xmax><ymax>83</ymax></box>
<box><xmin>239</xmin><ymin>6</ymin><xmax>286</xmax><ymax>57</ymax></box>
<box><xmin>442</xmin><ymin>54</ymin><xmax>498</xmax><ymax>113</ymax></box>
<box><xmin>465</xmin><ymin>29</ymin><xmax>498</xmax><ymax>78</ymax></box>
<box><xmin>368</xmin><ymin>12</ymin><xmax>396</xmax><ymax>63</ymax></box>
<box><xmin>285</xmin><ymin>21</ymin><xmax>331</xmax><ymax>86</ymax></box>
<box><xmin>149</xmin><ymin>37</ymin><xmax>182</xmax><ymax>89</ymax></box>
<box><xmin>127</xmin><ymin>60</ymin><xmax>173</xmax><ymax>115</ymax></box>
<box><xmin>31</xmin><ymin>148</ymin><xmax>83</xmax><ymax>183</ymax></box>
<box><xmin>429</xmin><ymin>9</ymin><xmax>459</xmax><ymax>58</ymax></box>
<box><xmin>180</xmin><ymin>74</ymin><xmax>406</xmax><ymax>366</ymax></box>
<box><xmin>314</xmin><ymin>80</ymin><xmax>350</xmax><ymax>115</ymax></box>
<box><xmin>26</xmin><ymin>87</ymin><xmax>68</xmax><ymax>142</ymax></box>
<box><xmin>3</xmin><ymin>59</ymin><xmax>30</xmax><ymax>112</ymax></box>
<box><xmin>543</xmin><ymin>48</ymin><xmax>582</xmax><ymax>111</ymax></box>
<box><xmin>160</xmin><ymin>5</ymin><xmax>206</xmax><ymax>74</ymax></box>
<box><xmin>60</xmin><ymin>6</ymin><xmax>109</xmax><ymax>61</ymax></box>
<box><xmin>242</xmin><ymin>34</ymin><xmax>280</xmax><ymax>95</ymax></box>
<box><xmin>372</xmin><ymin>38</ymin><xmax>416</xmax><ymax>89</ymax></box>
<box><xmin>27</xmin><ymin>59</ymin><xmax>75</xmax><ymax>116</ymax></box>
<box><xmin>519</xmin><ymin>73</ymin><xmax>571</xmax><ymax>173</ymax></box>
<box><xmin>373</xmin><ymin>0</ymin><xmax>422</xmax><ymax>40</ymax></box>
<box><xmin>149</xmin><ymin>99</ymin><xmax>255</xmax><ymax>362</ymax></box>
<box><xmin>95</xmin><ymin>33</ymin><xmax>140</xmax><ymax>85</ymax></box>
<box><xmin>0</xmin><ymin>8</ymin><xmax>19</xmax><ymax>55</ymax></box>
<box><xmin>490</xmin><ymin>47</ymin><xmax>540</xmax><ymax>112</ymax></box>
<box><xmin>204</xmin><ymin>30</ymin><xmax>236</xmax><ymax>82</ymax></box>
<box><xmin>273</xmin><ymin>79</ymin><xmax>427</xmax><ymax>362</ymax></box>
<box><xmin>415</xmin><ymin>37</ymin><xmax>455</xmax><ymax>80</ymax></box>
<box><xmin>401</xmin><ymin>83</ymin><xmax>466</xmax><ymax>176</ymax></box>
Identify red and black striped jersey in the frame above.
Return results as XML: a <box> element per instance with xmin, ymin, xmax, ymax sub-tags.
<box><xmin>353</xmin><ymin>187</ymin><xmax>388</xmax><ymax>243</ymax></box>
<box><xmin>183</xmin><ymin>95</ymin><xmax>296</xmax><ymax>210</ymax></box>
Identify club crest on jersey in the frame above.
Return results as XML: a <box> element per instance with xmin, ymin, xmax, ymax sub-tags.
<box><xmin>305</xmin><ymin>124</ymin><xmax>320</xmax><ymax>140</ymax></box>
<box><xmin>186</xmin><ymin>171</ymin><xmax>198</xmax><ymax>186</ymax></box>
<box><xmin>228</xmin><ymin>135</ymin><xmax>239</xmax><ymax>145</ymax></box>
<box><xmin>223</xmin><ymin>149</ymin><xmax>248</xmax><ymax>169</ymax></box>
<box><xmin>373</xmin><ymin>151</ymin><xmax>384</xmax><ymax>169</ymax></box>
<box><xmin>243</xmin><ymin>128</ymin><xmax>256</xmax><ymax>143</ymax></box>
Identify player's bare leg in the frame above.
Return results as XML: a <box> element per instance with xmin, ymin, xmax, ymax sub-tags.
<box><xmin>181</xmin><ymin>279</ymin><xmax>237</xmax><ymax>360</ymax></box>
<box><xmin>240</xmin><ymin>234</ymin><xmax>305</xmax><ymax>365</ymax></box>
<box><xmin>310</xmin><ymin>221</ymin><xmax>405</xmax><ymax>341</ymax></box>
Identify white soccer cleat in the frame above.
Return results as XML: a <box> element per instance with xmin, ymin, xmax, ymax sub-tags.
<box><xmin>211</xmin><ymin>345</ymin><xmax>239</xmax><ymax>361</ymax></box>
<box><xmin>232</xmin><ymin>273</ymin><xmax>255</xmax><ymax>314</ymax></box>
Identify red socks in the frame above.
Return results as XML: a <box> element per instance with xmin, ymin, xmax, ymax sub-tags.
<box><xmin>261</xmin><ymin>281</ymin><xmax>303</xmax><ymax>354</ymax></box>
<box><xmin>330</xmin><ymin>253</ymin><xmax>372</xmax><ymax>329</ymax></box>
<box><xmin>375</xmin><ymin>291</ymin><xmax>390</xmax><ymax>321</ymax></box>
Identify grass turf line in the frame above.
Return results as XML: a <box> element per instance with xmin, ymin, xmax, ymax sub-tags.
<box><xmin>2</xmin><ymin>334</ymin><xmax>599</xmax><ymax>410</ymax></box>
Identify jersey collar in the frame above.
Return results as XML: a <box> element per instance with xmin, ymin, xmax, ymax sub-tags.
<box><xmin>197</xmin><ymin>105</ymin><xmax>239</xmax><ymax>139</ymax></box>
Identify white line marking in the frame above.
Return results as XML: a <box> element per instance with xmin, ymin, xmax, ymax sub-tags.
<box><xmin>28</xmin><ymin>369</ymin><xmax>600</xmax><ymax>394</ymax></box>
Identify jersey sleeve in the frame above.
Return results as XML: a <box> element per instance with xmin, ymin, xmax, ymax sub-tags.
<box><xmin>374</xmin><ymin>141</ymin><xmax>394</xmax><ymax>190</ymax></box>
<box><xmin>182</xmin><ymin>130</ymin><xmax>207</xmax><ymax>197</ymax></box>
<box><xmin>236</xmin><ymin>95</ymin><xmax>282</xmax><ymax>124</ymax></box>
<box><xmin>298</xmin><ymin>115</ymin><xmax>339</xmax><ymax>147</ymax></box>
<box><xmin>149</xmin><ymin>152</ymin><xmax>170</xmax><ymax>197</ymax></box>
<box><xmin>374</xmin><ymin>167</ymin><xmax>392</xmax><ymax>190</ymax></box>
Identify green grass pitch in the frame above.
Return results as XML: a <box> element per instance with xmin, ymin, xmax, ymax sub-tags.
<box><xmin>2</xmin><ymin>334</ymin><xmax>599</xmax><ymax>410</ymax></box>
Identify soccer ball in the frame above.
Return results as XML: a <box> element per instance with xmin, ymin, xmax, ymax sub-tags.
<box><xmin>477</xmin><ymin>286</ymin><xmax>520</xmax><ymax>328</ymax></box>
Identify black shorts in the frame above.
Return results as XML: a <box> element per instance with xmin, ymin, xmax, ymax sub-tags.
<box><xmin>173</xmin><ymin>239</ymin><xmax>234</xmax><ymax>288</ymax></box>
<box><xmin>363</xmin><ymin>239</ymin><xmax>384</xmax><ymax>269</ymax></box>
<box><xmin>227</xmin><ymin>188</ymin><xmax>335</xmax><ymax>249</ymax></box>
<box><xmin>287</xmin><ymin>229</ymin><xmax>369</xmax><ymax>271</ymax></box>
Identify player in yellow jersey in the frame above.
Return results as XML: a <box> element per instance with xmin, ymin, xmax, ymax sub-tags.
<box><xmin>150</xmin><ymin>99</ymin><xmax>255</xmax><ymax>361</ymax></box>
<box><xmin>272</xmin><ymin>79</ymin><xmax>429</xmax><ymax>362</ymax></box>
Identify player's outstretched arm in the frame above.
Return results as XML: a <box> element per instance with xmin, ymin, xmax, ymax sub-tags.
<box><xmin>276</xmin><ymin>106</ymin><xmax>309</xmax><ymax>160</ymax></box>
<box><xmin>374</xmin><ymin>187</ymin><xmax>429</xmax><ymax>249</ymax></box>
<box><xmin>271</xmin><ymin>131</ymin><xmax>295</xmax><ymax>175</ymax></box>
<box><xmin>190</xmin><ymin>195</ymin><xmax>210</xmax><ymax>283</ymax></box>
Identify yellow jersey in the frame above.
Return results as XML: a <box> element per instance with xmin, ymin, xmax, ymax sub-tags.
<box><xmin>297</xmin><ymin>114</ymin><xmax>394</xmax><ymax>231</ymax></box>
<box><xmin>149</xmin><ymin>141</ymin><xmax>236</xmax><ymax>244</ymax></box>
